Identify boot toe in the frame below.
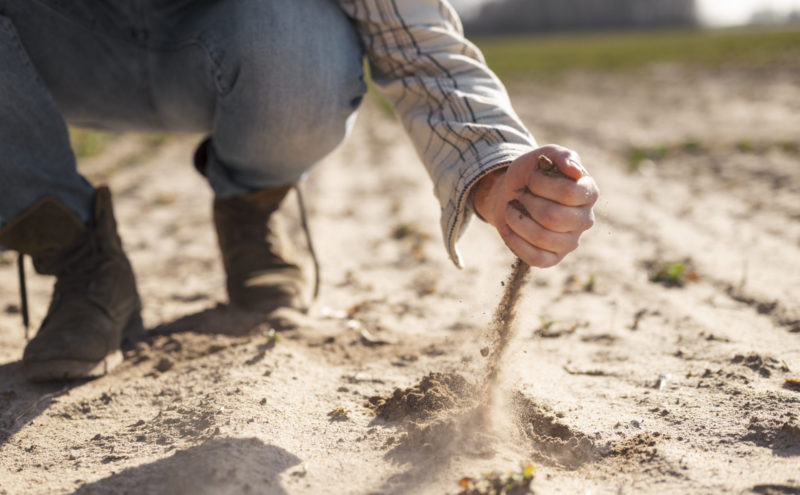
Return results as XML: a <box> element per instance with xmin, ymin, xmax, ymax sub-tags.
<box><xmin>22</xmin><ymin>314</ymin><xmax>121</xmax><ymax>381</ymax></box>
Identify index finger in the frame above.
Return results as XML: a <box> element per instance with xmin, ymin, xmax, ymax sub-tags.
<box><xmin>523</xmin><ymin>172</ymin><xmax>599</xmax><ymax>207</ymax></box>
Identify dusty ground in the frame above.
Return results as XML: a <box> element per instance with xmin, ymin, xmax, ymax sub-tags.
<box><xmin>1</xmin><ymin>63</ymin><xmax>799</xmax><ymax>494</ymax></box>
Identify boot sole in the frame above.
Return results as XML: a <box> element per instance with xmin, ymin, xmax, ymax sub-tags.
<box><xmin>22</xmin><ymin>350</ymin><xmax>124</xmax><ymax>382</ymax></box>
<box><xmin>22</xmin><ymin>312</ymin><xmax>143</xmax><ymax>382</ymax></box>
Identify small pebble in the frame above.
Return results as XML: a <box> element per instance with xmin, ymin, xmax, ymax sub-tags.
<box><xmin>155</xmin><ymin>358</ymin><xmax>174</xmax><ymax>373</ymax></box>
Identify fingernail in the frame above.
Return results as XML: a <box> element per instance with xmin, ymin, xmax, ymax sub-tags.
<box><xmin>500</xmin><ymin>224</ymin><xmax>511</xmax><ymax>237</ymax></box>
<box><xmin>569</xmin><ymin>159</ymin><xmax>588</xmax><ymax>176</ymax></box>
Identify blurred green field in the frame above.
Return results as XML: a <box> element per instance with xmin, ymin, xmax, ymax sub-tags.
<box><xmin>473</xmin><ymin>27</ymin><xmax>800</xmax><ymax>79</ymax></box>
<box><xmin>69</xmin><ymin>26</ymin><xmax>800</xmax><ymax>140</ymax></box>
<box><xmin>69</xmin><ymin>128</ymin><xmax>172</xmax><ymax>159</ymax></box>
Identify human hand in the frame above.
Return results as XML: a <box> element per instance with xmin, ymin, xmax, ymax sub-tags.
<box><xmin>472</xmin><ymin>145</ymin><xmax>599</xmax><ymax>267</ymax></box>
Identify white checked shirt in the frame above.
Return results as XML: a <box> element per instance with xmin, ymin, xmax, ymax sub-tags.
<box><xmin>336</xmin><ymin>0</ymin><xmax>538</xmax><ymax>267</ymax></box>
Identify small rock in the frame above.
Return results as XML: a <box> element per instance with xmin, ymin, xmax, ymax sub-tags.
<box><xmin>155</xmin><ymin>358</ymin><xmax>174</xmax><ymax>373</ymax></box>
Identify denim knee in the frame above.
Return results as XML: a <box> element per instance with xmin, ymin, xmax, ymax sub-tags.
<box><xmin>199</xmin><ymin>0</ymin><xmax>367</xmax><ymax>196</ymax></box>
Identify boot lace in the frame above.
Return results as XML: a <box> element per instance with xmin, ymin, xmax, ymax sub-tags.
<box><xmin>18</xmin><ymin>254</ymin><xmax>29</xmax><ymax>339</ymax></box>
<box><xmin>294</xmin><ymin>184</ymin><xmax>320</xmax><ymax>302</ymax></box>
<box><xmin>16</xmin><ymin>233</ymin><xmax>106</xmax><ymax>340</ymax></box>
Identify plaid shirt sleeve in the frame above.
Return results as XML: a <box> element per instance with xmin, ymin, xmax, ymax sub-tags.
<box><xmin>335</xmin><ymin>0</ymin><xmax>537</xmax><ymax>267</ymax></box>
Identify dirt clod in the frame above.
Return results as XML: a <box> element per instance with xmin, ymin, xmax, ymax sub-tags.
<box><xmin>155</xmin><ymin>357</ymin><xmax>174</xmax><ymax>373</ymax></box>
<box><xmin>732</xmin><ymin>354</ymin><xmax>789</xmax><ymax>378</ymax></box>
<box><xmin>607</xmin><ymin>433</ymin><xmax>661</xmax><ymax>463</ymax></box>
<box><xmin>513</xmin><ymin>393</ymin><xmax>596</xmax><ymax>469</ymax></box>
<box><xmin>367</xmin><ymin>372</ymin><xmax>475</xmax><ymax>422</ymax></box>
<box><xmin>328</xmin><ymin>407</ymin><xmax>349</xmax><ymax>421</ymax></box>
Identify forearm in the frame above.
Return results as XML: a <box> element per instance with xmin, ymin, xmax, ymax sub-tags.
<box><xmin>336</xmin><ymin>0</ymin><xmax>537</xmax><ymax>266</ymax></box>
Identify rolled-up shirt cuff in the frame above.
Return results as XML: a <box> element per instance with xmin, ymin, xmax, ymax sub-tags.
<box><xmin>440</xmin><ymin>143</ymin><xmax>535</xmax><ymax>267</ymax></box>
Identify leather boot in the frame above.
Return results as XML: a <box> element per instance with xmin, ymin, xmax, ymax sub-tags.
<box><xmin>213</xmin><ymin>186</ymin><xmax>306</xmax><ymax>312</ymax></box>
<box><xmin>0</xmin><ymin>187</ymin><xmax>142</xmax><ymax>381</ymax></box>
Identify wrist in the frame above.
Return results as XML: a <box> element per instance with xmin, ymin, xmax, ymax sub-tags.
<box><xmin>472</xmin><ymin>167</ymin><xmax>507</xmax><ymax>224</ymax></box>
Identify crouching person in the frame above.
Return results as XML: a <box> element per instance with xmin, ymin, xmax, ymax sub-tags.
<box><xmin>0</xmin><ymin>0</ymin><xmax>597</xmax><ymax>381</ymax></box>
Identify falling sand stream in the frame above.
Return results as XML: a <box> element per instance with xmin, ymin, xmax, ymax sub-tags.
<box><xmin>371</xmin><ymin>155</ymin><xmax>573</xmax><ymax>425</ymax></box>
<box><xmin>482</xmin><ymin>154</ymin><xmax>566</xmax><ymax>386</ymax></box>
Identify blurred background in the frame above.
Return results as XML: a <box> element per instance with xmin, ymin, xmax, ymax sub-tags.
<box><xmin>451</xmin><ymin>0</ymin><xmax>800</xmax><ymax>30</ymax></box>
<box><xmin>443</xmin><ymin>0</ymin><xmax>800</xmax><ymax>79</ymax></box>
<box><xmin>3</xmin><ymin>4</ymin><xmax>799</xmax><ymax>493</ymax></box>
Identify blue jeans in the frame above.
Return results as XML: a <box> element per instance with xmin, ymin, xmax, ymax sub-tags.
<box><xmin>0</xmin><ymin>0</ymin><xmax>366</xmax><ymax>225</ymax></box>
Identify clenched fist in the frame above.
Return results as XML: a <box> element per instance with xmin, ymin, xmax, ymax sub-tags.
<box><xmin>473</xmin><ymin>145</ymin><xmax>599</xmax><ymax>268</ymax></box>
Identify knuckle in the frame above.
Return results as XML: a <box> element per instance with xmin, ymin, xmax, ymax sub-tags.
<box><xmin>539</xmin><ymin>144</ymin><xmax>561</xmax><ymax>154</ymax></box>
<box><xmin>586</xmin><ymin>186</ymin><xmax>600</xmax><ymax>204</ymax></box>
<box><xmin>559</xmin><ymin>148</ymin><xmax>577</xmax><ymax>162</ymax></box>
<box><xmin>539</xmin><ymin>255</ymin><xmax>559</xmax><ymax>268</ymax></box>
<box><xmin>585</xmin><ymin>213</ymin><xmax>596</xmax><ymax>230</ymax></box>
<box><xmin>581</xmin><ymin>180</ymin><xmax>600</xmax><ymax>202</ymax></box>
<box><xmin>528</xmin><ymin>247</ymin><xmax>559</xmax><ymax>268</ymax></box>
<box><xmin>537</xmin><ymin>205</ymin><xmax>560</xmax><ymax>230</ymax></box>
<box><xmin>581</xmin><ymin>210</ymin><xmax>596</xmax><ymax>230</ymax></box>
<box><xmin>528</xmin><ymin>255</ymin><xmax>547</xmax><ymax>268</ymax></box>
<box><xmin>566</xmin><ymin>236</ymin><xmax>580</xmax><ymax>252</ymax></box>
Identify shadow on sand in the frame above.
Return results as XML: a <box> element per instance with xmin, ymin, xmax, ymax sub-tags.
<box><xmin>148</xmin><ymin>303</ymin><xmax>302</xmax><ymax>337</ymax></box>
<box><xmin>0</xmin><ymin>304</ymin><xmax>288</xmax><ymax>449</ymax></box>
<box><xmin>0</xmin><ymin>360</ymin><xmax>81</xmax><ymax>448</ymax></box>
<box><xmin>71</xmin><ymin>437</ymin><xmax>301</xmax><ymax>495</ymax></box>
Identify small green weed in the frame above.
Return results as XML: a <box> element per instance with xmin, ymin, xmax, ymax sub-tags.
<box><xmin>645</xmin><ymin>258</ymin><xmax>698</xmax><ymax>287</ymax></box>
<box><xmin>264</xmin><ymin>328</ymin><xmax>280</xmax><ymax>348</ymax></box>
<box><xmin>736</xmin><ymin>139</ymin><xmax>755</xmax><ymax>153</ymax></box>
<box><xmin>584</xmin><ymin>274</ymin><xmax>596</xmax><ymax>292</ymax></box>
<box><xmin>457</xmin><ymin>463</ymin><xmax>535</xmax><ymax>495</ymax></box>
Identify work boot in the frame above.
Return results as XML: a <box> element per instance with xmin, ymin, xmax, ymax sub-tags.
<box><xmin>213</xmin><ymin>186</ymin><xmax>306</xmax><ymax>312</ymax></box>
<box><xmin>0</xmin><ymin>187</ymin><xmax>142</xmax><ymax>382</ymax></box>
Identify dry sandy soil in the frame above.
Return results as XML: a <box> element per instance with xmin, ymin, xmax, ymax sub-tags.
<box><xmin>1</xmin><ymin>63</ymin><xmax>799</xmax><ymax>494</ymax></box>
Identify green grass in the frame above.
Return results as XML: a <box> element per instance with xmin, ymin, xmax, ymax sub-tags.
<box><xmin>473</xmin><ymin>27</ymin><xmax>800</xmax><ymax>78</ymax></box>
<box><xmin>69</xmin><ymin>128</ymin><xmax>173</xmax><ymax>166</ymax></box>
<box><xmin>69</xmin><ymin>128</ymin><xmax>118</xmax><ymax>158</ymax></box>
<box><xmin>626</xmin><ymin>138</ymin><xmax>799</xmax><ymax>172</ymax></box>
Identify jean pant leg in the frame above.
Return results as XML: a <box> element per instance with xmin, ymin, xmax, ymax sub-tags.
<box><xmin>0</xmin><ymin>15</ymin><xmax>94</xmax><ymax>226</ymax></box>
<box><xmin>187</xmin><ymin>0</ymin><xmax>367</xmax><ymax>197</ymax></box>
